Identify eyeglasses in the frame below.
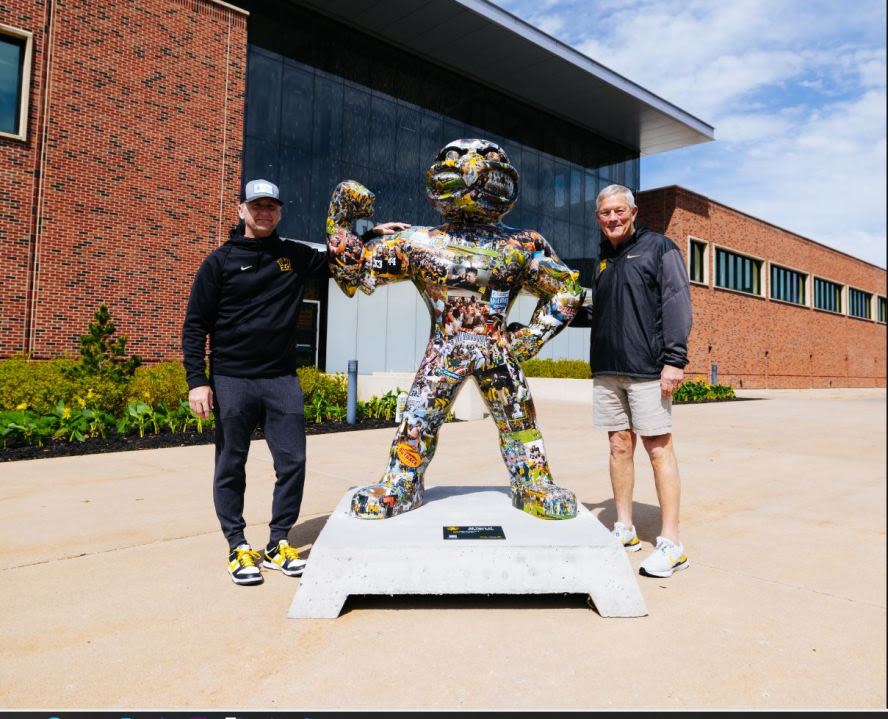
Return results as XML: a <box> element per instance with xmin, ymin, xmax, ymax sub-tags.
<box><xmin>596</xmin><ymin>207</ymin><xmax>631</xmax><ymax>219</ymax></box>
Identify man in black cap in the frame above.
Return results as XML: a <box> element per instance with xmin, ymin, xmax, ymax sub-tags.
<box><xmin>183</xmin><ymin>179</ymin><xmax>407</xmax><ymax>585</ymax></box>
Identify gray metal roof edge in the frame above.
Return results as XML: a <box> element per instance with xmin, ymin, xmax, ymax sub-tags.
<box><xmin>456</xmin><ymin>0</ymin><xmax>715</xmax><ymax>140</ymax></box>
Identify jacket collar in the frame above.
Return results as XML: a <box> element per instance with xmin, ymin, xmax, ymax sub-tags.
<box><xmin>599</xmin><ymin>226</ymin><xmax>648</xmax><ymax>258</ymax></box>
<box><xmin>227</xmin><ymin>227</ymin><xmax>280</xmax><ymax>248</ymax></box>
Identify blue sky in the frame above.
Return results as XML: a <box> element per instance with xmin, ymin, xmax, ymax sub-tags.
<box><xmin>492</xmin><ymin>0</ymin><xmax>887</xmax><ymax>268</ymax></box>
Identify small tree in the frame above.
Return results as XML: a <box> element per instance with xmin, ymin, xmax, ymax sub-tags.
<box><xmin>68</xmin><ymin>304</ymin><xmax>142</xmax><ymax>384</ymax></box>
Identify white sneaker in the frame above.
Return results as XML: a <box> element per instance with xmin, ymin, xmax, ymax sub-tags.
<box><xmin>611</xmin><ymin>521</ymin><xmax>642</xmax><ymax>552</ymax></box>
<box><xmin>639</xmin><ymin>536</ymin><xmax>689</xmax><ymax>578</ymax></box>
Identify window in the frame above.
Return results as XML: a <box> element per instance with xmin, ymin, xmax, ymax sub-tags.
<box><xmin>770</xmin><ymin>264</ymin><xmax>808</xmax><ymax>306</ymax></box>
<box><xmin>688</xmin><ymin>238</ymin><xmax>708</xmax><ymax>284</ymax></box>
<box><xmin>715</xmin><ymin>247</ymin><xmax>762</xmax><ymax>296</ymax></box>
<box><xmin>878</xmin><ymin>297</ymin><xmax>887</xmax><ymax>323</ymax></box>
<box><xmin>848</xmin><ymin>288</ymin><xmax>872</xmax><ymax>320</ymax></box>
<box><xmin>0</xmin><ymin>24</ymin><xmax>32</xmax><ymax>140</ymax></box>
<box><xmin>813</xmin><ymin>277</ymin><xmax>843</xmax><ymax>313</ymax></box>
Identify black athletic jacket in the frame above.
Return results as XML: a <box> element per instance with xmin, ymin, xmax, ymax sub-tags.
<box><xmin>182</xmin><ymin>228</ymin><xmax>328</xmax><ymax>389</ymax></box>
<box><xmin>571</xmin><ymin>226</ymin><xmax>691</xmax><ymax>378</ymax></box>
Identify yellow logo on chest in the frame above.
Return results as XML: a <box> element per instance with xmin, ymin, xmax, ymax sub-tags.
<box><xmin>277</xmin><ymin>257</ymin><xmax>292</xmax><ymax>272</ymax></box>
<box><xmin>599</xmin><ymin>259</ymin><xmax>607</xmax><ymax>272</ymax></box>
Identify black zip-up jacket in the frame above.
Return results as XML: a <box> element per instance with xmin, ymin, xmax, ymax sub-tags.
<box><xmin>572</xmin><ymin>226</ymin><xmax>692</xmax><ymax>378</ymax></box>
<box><xmin>182</xmin><ymin>228</ymin><xmax>329</xmax><ymax>389</ymax></box>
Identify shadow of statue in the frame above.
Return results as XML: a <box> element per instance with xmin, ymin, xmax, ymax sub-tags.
<box><xmin>286</xmin><ymin>514</ymin><xmax>331</xmax><ymax>558</ymax></box>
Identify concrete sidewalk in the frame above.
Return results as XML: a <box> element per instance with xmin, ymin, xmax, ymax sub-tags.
<box><xmin>0</xmin><ymin>388</ymin><xmax>885</xmax><ymax>710</ymax></box>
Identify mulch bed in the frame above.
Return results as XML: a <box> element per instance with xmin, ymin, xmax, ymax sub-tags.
<box><xmin>0</xmin><ymin>417</ymin><xmax>401</xmax><ymax>463</ymax></box>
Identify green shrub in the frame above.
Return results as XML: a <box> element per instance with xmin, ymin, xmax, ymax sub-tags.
<box><xmin>128</xmin><ymin>360</ymin><xmax>189</xmax><ymax>407</ymax></box>
<box><xmin>296</xmin><ymin>365</ymin><xmax>348</xmax><ymax>406</ymax></box>
<box><xmin>66</xmin><ymin>304</ymin><xmax>141</xmax><ymax>384</ymax></box>
<box><xmin>357</xmin><ymin>389</ymin><xmax>402</xmax><ymax>421</ymax></box>
<box><xmin>0</xmin><ymin>408</ymin><xmax>59</xmax><ymax>447</ymax></box>
<box><xmin>674</xmin><ymin>379</ymin><xmax>735</xmax><ymax>403</ymax></box>
<box><xmin>0</xmin><ymin>356</ymin><xmax>129</xmax><ymax>414</ymax></box>
<box><xmin>520</xmin><ymin>358</ymin><xmax>592</xmax><ymax>379</ymax></box>
<box><xmin>0</xmin><ymin>356</ymin><xmax>72</xmax><ymax>412</ymax></box>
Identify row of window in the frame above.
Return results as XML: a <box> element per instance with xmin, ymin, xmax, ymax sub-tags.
<box><xmin>688</xmin><ymin>239</ymin><xmax>886</xmax><ymax>322</ymax></box>
<box><xmin>0</xmin><ymin>23</ymin><xmax>31</xmax><ymax>140</ymax></box>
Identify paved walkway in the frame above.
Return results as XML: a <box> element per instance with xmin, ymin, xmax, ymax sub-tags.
<box><xmin>0</xmin><ymin>388</ymin><xmax>885</xmax><ymax>711</ymax></box>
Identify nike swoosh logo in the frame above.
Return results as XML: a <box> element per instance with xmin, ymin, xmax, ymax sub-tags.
<box><xmin>240</xmin><ymin>265</ymin><xmax>253</xmax><ymax>270</ymax></box>
<box><xmin>626</xmin><ymin>254</ymin><xmax>641</xmax><ymax>259</ymax></box>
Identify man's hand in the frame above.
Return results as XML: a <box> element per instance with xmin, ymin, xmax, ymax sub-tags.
<box><xmin>188</xmin><ymin>385</ymin><xmax>213</xmax><ymax>420</ymax></box>
<box><xmin>371</xmin><ymin>222</ymin><xmax>410</xmax><ymax>235</ymax></box>
<box><xmin>660</xmin><ymin>365</ymin><xmax>684</xmax><ymax>397</ymax></box>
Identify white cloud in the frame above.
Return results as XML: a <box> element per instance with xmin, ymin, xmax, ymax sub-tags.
<box><xmin>533</xmin><ymin>13</ymin><xmax>566</xmax><ymax>37</ymax></box>
<box><xmin>493</xmin><ymin>0</ymin><xmax>887</xmax><ymax>267</ymax></box>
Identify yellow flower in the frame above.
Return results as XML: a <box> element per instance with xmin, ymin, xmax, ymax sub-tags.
<box><xmin>76</xmin><ymin>396</ymin><xmax>86</xmax><ymax>407</ymax></box>
<box><xmin>15</xmin><ymin>401</ymin><xmax>28</xmax><ymax>410</ymax></box>
<box><xmin>61</xmin><ymin>406</ymin><xmax>72</xmax><ymax>420</ymax></box>
<box><xmin>143</xmin><ymin>391</ymin><xmax>152</xmax><ymax>400</ymax></box>
<box><xmin>86</xmin><ymin>388</ymin><xmax>95</xmax><ymax>399</ymax></box>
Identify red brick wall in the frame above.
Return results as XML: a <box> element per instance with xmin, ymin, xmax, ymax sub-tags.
<box><xmin>638</xmin><ymin>186</ymin><xmax>887</xmax><ymax>388</ymax></box>
<box><xmin>0</xmin><ymin>1</ymin><xmax>47</xmax><ymax>357</ymax></box>
<box><xmin>0</xmin><ymin>0</ymin><xmax>247</xmax><ymax>361</ymax></box>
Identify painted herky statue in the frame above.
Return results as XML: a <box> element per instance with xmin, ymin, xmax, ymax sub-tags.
<box><xmin>326</xmin><ymin>139</ymin><xmax>585</xmax><ymax>520</ymax></box>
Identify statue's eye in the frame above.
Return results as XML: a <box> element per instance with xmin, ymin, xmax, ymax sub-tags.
<box><xmin>444</xmin><ymin>150</ymin><xmax>460</xmax><ymax>162</ymax></box>
<box><xmin>485</xmin><ymin>151</ymin><xmax>501</xmax><ymax>161</ymax></box>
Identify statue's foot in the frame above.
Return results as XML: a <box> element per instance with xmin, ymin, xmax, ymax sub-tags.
<box><xmin>349</xmin><ymin>479</ymin><xmax>424</xmax><ymax>519</ymax></box>
<box><xmin>511</xmin><ymin>481</ymin><xmax>577</xmax><ymax>520</ymax></box>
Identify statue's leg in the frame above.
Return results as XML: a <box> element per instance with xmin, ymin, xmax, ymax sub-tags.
<box><xmin>349</xmin><ymin>345</ymin><xmax>463</xmax><ymax>519</ymax></box>
<box><xmin>475</xmin><ymin>356</ymin><xmax>577</xmax><ymax>520</ymax></box>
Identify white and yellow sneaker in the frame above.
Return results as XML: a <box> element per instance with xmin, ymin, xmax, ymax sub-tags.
<box><xmin>263</xmin><ymin>539</ymin><xmax>306</xmax><ymax>577</ymax></box>
<box><xmin>639</xmin><ymin>536</ymin><xmax>689</xmax><ymax>578</ymax></box>
<box><xmin>228</xmin><ymin>544</ymin><xmax>264</xmax><ymax>585</ymax></box>
<box><xmin>612</xmin><ymin>521</ymin><xmax>642</xmax><ymax>552</ymax></box>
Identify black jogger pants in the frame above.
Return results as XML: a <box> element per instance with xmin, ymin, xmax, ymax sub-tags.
<box><xmin>211</xmin><ymin>374</ymin><xmax>306</xmax><ymax>550</ymax></box>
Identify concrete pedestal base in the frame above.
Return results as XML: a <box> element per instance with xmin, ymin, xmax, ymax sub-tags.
<box><xmin>288</xmin><ymin>485</ymin><xmax>647</xmax><ymax>619</ymax></box>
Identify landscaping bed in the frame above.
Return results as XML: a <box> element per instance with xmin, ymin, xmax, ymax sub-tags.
<box><xmin>1</xmin><ymin>416</ymin><xmax>401</xmax><ymax>463</ymax></box>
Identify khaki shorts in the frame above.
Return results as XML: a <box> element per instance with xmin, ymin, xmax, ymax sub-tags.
<box><xmin>593</xmin><ymin>375</ymin><xmax>672</xmax><ymax>436</ymax></box>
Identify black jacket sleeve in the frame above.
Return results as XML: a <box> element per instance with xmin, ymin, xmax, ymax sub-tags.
<box><xmin>568</xmin><ymin>297</ymin><xmax>595</xmax><ymax>329</ymax></box>
<box><xmin>660</xmin><ymin>245</ymin><xmax>692</xmax><ymax>368</ymax></box>
<box><xmin>296</xmin><ymin>241</ymin><xmax>331</xmax><ymax>278</ymax></box>
<box><xmin>182</xmin><ymin>253</ymin><xmax>222</xmax><ymax>389</ymax></box>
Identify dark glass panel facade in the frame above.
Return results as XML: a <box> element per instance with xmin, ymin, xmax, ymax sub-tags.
<box><xmin>238</xmin><ymin>0</ymin><xmax>638</xmax><ymax>283</ymax></box>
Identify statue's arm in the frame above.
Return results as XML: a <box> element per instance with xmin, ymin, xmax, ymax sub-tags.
<box><xmin>507</xmin><ymin>232</ymin><xmax>585</xmax><ymax>362</ymax></box>
<box><xmin>326</xmin><ymin>181</ymin><xmax>411</xmax><ymax>297</ymax></box>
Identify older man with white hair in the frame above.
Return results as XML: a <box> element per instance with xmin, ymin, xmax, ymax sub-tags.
<box><xmin>572</xmin><ymin>183</ymin><xmax>692</xmax><ymax>578</ymax></box>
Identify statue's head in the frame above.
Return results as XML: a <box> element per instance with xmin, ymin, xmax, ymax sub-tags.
<box><xmin>425</xmin><ymin>139</ymin><xmax>519</xmax><ymax>222</ymax></box>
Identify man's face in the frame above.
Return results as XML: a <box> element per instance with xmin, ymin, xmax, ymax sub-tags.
<box><xmin>239</xmin><ymin>198</ymin><xmax>282</xmax><ymax>238</ymax></box>
<box><xmin>596</xmin><ymin>194</ymin><xmax>637</xmax><ymax>247</ymax></box>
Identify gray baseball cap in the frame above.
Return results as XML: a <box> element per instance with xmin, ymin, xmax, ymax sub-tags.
<box><xmin>243</xmin><ymin>178</ymin><xmax>282</xmax><ymax>204</ymax></box>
